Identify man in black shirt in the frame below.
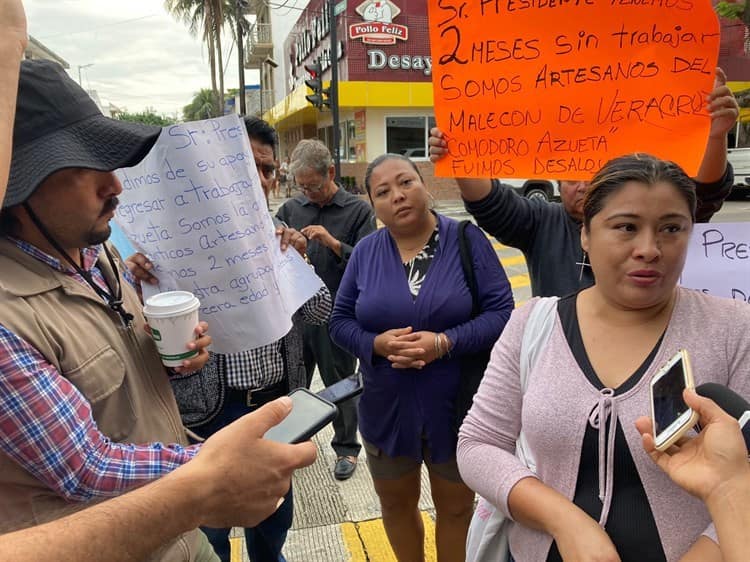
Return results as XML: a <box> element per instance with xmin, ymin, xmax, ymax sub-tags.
<box><xmin>277</xmin><ymin>139</ymin><xmax>376</xmax><ymax>480</ymax></box>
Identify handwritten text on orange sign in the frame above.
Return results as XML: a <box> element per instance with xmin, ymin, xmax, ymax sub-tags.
<box><xmin>428</xmin><ymin>0</ymin><xmax>721</xmax><ymax>179</ymax></box>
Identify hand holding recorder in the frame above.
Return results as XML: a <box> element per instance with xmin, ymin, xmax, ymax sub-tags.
<box><xmin>637</xmin><ymin>389</ymin><xmax>749</xmax><ymax>503</ymax></box>
<box><xmin>636</xmin><ymin>390</ymin><xmax>750</xmax><ymax>562</ymax></box>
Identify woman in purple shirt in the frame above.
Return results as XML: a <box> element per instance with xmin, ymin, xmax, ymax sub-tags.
<box><xmin>330</xmin><ymin>154</ymin><xmax>514</xmax><ymax>561</ymax></box>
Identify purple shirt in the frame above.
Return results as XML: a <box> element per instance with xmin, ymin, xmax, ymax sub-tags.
<box><xmin>330</xmin><ymin>214</ymin><xmax>514</xmax><ymax>462</ymax></box>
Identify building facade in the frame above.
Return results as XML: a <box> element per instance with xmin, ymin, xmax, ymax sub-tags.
<box><xmin>264</xmin><ymin>0</ymin><xmax>459</xmax><ymax>196</ymax></box>
<box><xmin>265</xmin><ymin>1</ymin><xmax>749</xmax><ymax>196</ymax></box>
<box><xmin>24</xmin><ymin>36</ymin><xmax>69</xmax><ymax>69</ymax></box>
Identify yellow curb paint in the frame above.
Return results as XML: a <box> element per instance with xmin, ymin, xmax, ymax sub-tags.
<box><xmin>492</xmin><ymin>242</ymin><xmax>509</xmax><ymax>251</ymax></box>
<box><xmin>509</xmin><ymin>274</ymin><xmax>531</xmax><ymax>289</ymax></box>
<box><xmin>343</xmin><ymin>512</ymin><xmax>437</xmax><ymax>561</ymax></box>
<box><xmin>500</xmin><ymin>255</ymin><xmax>526</xmax><ymax>267</ymax></box>
<box><xmin>421</xmin><ymin>511</ymin><xmax>438</xmax><ymax>562</ymax></box>
<box><xmin>342</xmin><ymin>521</ymin><xmax>368</xmax><ymax>562</ymax></box>
<box><xmin>229</xmin><ymin>536</ymin><xmax>242</xmax><ymax>562</ymax></box>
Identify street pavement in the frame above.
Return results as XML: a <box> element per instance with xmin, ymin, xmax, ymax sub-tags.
<box><xmin>226</xmin><ymin>197</ymin><xmax>749</xmax><ymax>561</ymax></box>
<box><xmin>226</xmin><ymin>197</ymin><xmax>529</xmax><ymax>562</ymax></box>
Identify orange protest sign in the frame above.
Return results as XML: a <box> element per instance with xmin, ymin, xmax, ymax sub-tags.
<box><xmin>428</xmin><ymin>0</ymin><xmax>721</xmax><ymax>179</ymax></box>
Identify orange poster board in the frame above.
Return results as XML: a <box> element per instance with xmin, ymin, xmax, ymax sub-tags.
<box><xmin>428</xmin><ymin>0</ymin><xmax>721</xmax><ymax>179</ymax></box>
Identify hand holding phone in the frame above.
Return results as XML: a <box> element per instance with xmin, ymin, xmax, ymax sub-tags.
<box><xmin>263</xmin><ymin>389</ymin><xmax>337</xmax><ymax>444</ymax></box>
<box><xmin>650</xmin><ymin>349</ymin><xmax>699</xmax><ymax>452</ymax></box>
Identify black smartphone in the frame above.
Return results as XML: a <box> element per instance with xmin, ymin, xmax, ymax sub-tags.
<box><xmin>316</xmin><ymin>372</ymin><xmax>364</xmax><ymax>405</ymax></box>
<box><xmin>263</xmin><ymin>388</ymin><xmax>337</xmax><ymax>444</ymax></box>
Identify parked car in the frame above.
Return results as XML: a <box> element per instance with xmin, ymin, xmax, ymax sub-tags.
<box><xmin>399</xmin><ymin>148</ymin><xmax>426</xmax><ymax>159</ymax></box>
<box><xmin>502</xmin><ymin>178</ymin><xmax>560</xmax><ymax>202</ymax></box>
<box><xmin>727</xmin><ymin>146</ymin><xmax>750</xmax><ymax>199</ymax></box>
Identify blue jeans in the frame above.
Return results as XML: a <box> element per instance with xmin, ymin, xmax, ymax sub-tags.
<box><xmin>195</xmin><ymin>387</ymin><xmax>292</xmax><ymax>562</ymax></box>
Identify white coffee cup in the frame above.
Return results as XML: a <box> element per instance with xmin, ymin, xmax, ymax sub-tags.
<box><xmin>143</xmin><ymin>291</ymin><xmax>201</xmax><ymax>367</ymax></box>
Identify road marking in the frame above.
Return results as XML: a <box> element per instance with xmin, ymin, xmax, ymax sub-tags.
<box><xmin>500</xmin><ymin>255</ymin><xmax>526</xmax><ymax>267</ymax></box>
<box><xmin>230</xmin><ymin>536</ymin><xmax>242</xmax><ymax>562</ymax></box>
<box><xmin>343</xmin><ymin>512</ymin><xmax>437</xmax><ymax>561</ymax></box>
<box><xmin>509</xmin><ymin>274</ymin><xmax>531</xmax><ymax>289</ymax></box>
<box><xmin>342</xmin><ymin>522</ymin><xmax>367</xmax><ymax>561</ymax></box>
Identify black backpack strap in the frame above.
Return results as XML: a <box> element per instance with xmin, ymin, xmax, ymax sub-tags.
<box><xmin>458</xmin><ymin>220</ymin><xmax>480</xmax><ymax>318</ymax></box>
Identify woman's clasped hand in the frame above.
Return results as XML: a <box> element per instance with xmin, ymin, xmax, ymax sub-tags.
<box><xmin>373</xmin><ymin>326</ymin><xmax>451</xmax><ymax>369</ymax></box>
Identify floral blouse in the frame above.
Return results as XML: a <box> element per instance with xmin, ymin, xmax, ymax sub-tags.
<box><xmin>403</xmin><ymin>225</ymin><xmax>440</xmax><ymax>299</ymax></box>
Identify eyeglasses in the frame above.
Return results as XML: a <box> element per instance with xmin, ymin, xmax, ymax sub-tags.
<box><xmin>295</xmin><ymin>181</ymin><xmax>325</xmax><ymax>194</ymax></box>
<box><xmin>256</xmin><ymin>162</ymin><xmax>277</xmax><ymax>180</ymax></box>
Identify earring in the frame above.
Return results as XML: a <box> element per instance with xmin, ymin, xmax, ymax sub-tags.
<box><xmin>576</xmin><ymin>251</ymin><xmax>590</xmax><ymax>281</ymax></box>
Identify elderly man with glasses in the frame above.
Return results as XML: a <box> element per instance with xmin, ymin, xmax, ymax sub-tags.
<box><xmin>277</xmin><ymin>139</ymin><xmax>376</xmax><ymax>481</ymax></box>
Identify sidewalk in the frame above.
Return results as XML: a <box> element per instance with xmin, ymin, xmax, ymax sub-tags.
<box><xmin>224</xmin><ymin>194</ymin><xmax>525</xmax><ymax>560</ymax></box>
<box><xmin>229</xmin><ymin>375</ymin><xmax>439</xmax><ymax>562</ymax></box>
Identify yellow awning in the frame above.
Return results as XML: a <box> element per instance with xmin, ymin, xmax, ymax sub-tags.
<box><xmin>728</xmin><ymin>81</ymin><xmax>750</xmax><ymax>93</ymax></box>
<box><xmin>267</xmin><ymin>81</ymin><xmax>434</xmax><ymax>128</ymax></box>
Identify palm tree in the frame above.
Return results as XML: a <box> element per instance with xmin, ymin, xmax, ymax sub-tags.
<box><xmin>211</xmin><ymin>1</ymin><xmax>225</xmax><ymax>114</ymax></box>
<box><xmin>183</xmin><ymin>88</ymin><xmax>220</xmax><ymax>121</ymax></box>
<box><xmin>165</xmin><ymin>0</ymin><xmax>227</xmax><ymax>114</ymax></box>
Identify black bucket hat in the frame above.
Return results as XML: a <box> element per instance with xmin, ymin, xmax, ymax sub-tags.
<box><xmin>5</xmin><ymin>60</ymin><xmax>161</xmax><ymax>209</ymax></box>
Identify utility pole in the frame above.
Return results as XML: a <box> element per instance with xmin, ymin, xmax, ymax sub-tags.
<box><xmin>236</xmin><ymin>0</ymin><xmax>247</xmax><ymax>115</ymax></box>
<box><xmin>328</xmin><ymin>0</ymin><xmax>341</xmax><ymax>183</ymax></box>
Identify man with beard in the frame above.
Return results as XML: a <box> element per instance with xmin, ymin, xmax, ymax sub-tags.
<box><xmin>0</xmin><ymin>60</ymin><xmax>222</xmax><ymax>561</ymax></box>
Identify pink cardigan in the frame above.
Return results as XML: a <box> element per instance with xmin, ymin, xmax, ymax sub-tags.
<box><xmin>458</xmin><ymin>288</ymin><xmax>750</xmax><ymax>562</ymax></box>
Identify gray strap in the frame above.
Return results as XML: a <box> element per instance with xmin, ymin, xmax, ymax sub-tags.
<box><xmin>519</xmin><ymin>297</ymin><xmax>559</xmax><ymax>391</ymax></box>
<box><xmin>516</xmin><ymin>296</ymin><xmax>559</xmax><ymax>473</ymax></box>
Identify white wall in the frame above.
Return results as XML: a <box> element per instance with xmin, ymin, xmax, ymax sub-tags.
<box><xmin>271</xmin><ymin>0</ymin><xmax>311</xmax><ymax>105</ymax></box>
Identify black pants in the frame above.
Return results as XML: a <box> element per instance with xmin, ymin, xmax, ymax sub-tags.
<box><xmin>303</xmin><ymin>322</ymin><xmax>361</xmax><ymax>457</ymax></box>
<box><xmin>196</xmin><ymin>382</ymin><xmax>292</xmax><ymax>562</ymax></box>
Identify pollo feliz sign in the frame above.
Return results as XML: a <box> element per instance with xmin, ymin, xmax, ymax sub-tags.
<box><xmin>349</xmin><ymin>0</ymin><xmax>409</xmax><ymax>45</ymax></box>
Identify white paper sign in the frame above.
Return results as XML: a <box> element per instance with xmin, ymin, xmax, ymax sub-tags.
<box><xmin>114</xmin><ymin>114</ymin><xmax>324</xmax><ymax>353</ymax></box>
<box><xmin>681</xmin><ymin>222</ymin><xmax>750</xmax><ymax>304</ymax></box>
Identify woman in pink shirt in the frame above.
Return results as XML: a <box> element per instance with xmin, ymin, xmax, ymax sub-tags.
<box><xmin>458</xmin><ymin>154</ymin><xmax>750</xmax><ymax>562</ymax></box>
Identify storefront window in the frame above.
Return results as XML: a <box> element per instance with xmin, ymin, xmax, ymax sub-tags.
<box><xmin>339</xmin><ymin>122</ymin><xmax>347</xmax><ymax>161</ymax></box>
<box><xmin>386</xmin><ymin>116</ymin><xmax>433</xmax><ymax>159</ymax></box>
<box><xmin>320</xmin><ymin>126</ymin><xmax>334</xmax><ymax>156</ymax></box>
<box><xmin>347</xmin><ymin>121</ymin><xmax>357</xmax><ymax>161</ymax></box>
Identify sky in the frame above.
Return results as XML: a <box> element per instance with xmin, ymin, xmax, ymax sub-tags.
<box><xmin>26</xmin><ymin>0</ymin><xmax>259</xmax><ymax>117</ymax></box>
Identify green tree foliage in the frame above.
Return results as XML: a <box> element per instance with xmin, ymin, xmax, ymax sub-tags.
<box><xmin>715</xmin><ymin>1</ymin><xmax>745</xmax><ymax>20</ymax></box>
<box><xmin>115</xmin><ymin>108</ymin><xmax>176</xmax><ymax>126</ymax></box>
<box><xmin>183</xmin><ymin>88</ymin><xmax>221</xmax><ymax>121</ymax></box>
<box><xmin>165</xmin><ymin>0</ymin><xmax>248</xmax><ymax>114</ymax></box>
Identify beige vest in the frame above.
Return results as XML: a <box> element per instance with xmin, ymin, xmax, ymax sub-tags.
<box><xmin>0</xmin><ymin>239</ymin><xmax>202</xmax><ymax>561</ymax></box>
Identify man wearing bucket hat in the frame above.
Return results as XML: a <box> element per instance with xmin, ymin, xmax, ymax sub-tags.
<box><xmin>0</xmin><ymin>59</ymin><xmax>221</xmax><ymax>560</ymax></box>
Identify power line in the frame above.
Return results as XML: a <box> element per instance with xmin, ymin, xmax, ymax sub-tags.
<box><xmin>271</xmin><ymin>0</ymin><xmax>302</xmax><ymax>17</ymax></box>
<box><xmin>35</xmin><ymin>13</ymin><xmax>162</xmax><ymax>40</ymax></box>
